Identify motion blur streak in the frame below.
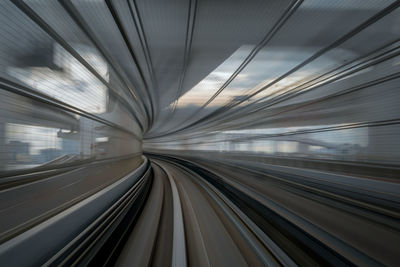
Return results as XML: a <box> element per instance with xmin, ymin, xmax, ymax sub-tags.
<box><xmin>0</xmin><ymin>0</ymin><xmax>399</xmax><ymax>266</ymax></box>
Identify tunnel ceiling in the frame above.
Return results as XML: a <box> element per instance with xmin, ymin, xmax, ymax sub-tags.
<box><xmin>110</xmin><ymin>0</ymin><xmax>400</xmax><ymax>142</ymax></box>
<box><xmin>2</xmin><ymin>0</ymin><xmax>400</xmax><ymax>144</ymax></box>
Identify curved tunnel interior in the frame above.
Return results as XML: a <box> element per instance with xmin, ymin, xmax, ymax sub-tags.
<box><xmin>0</xmin><ymin>0</ymin><xmax>399</xmax><ymax>266</ymax></box>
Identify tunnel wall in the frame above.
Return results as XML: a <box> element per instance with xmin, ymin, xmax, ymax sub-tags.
<box><xmin>0</xmin><ymin>1</ymin><xmax>144</xmax><ymax>174</ymax></box>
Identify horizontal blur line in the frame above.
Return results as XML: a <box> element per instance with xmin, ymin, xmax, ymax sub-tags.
<box><xmin>144</xmin><ymin>118</ymin><xmax>400</xmax><ymax>145</ymax></box>
<box><xmin>170</xmin><ymin>69</ymin><xmax>400</xmax><ymax>138</ymax></box>
<box><xmin>0</xmin><ymin>152</ymin><xmax>141</xmax><ymax>179</ymax></box>
<box><xmin>0</xmin><ymin>77</ymin><xmax>141</xmax><ymax>141</ymax></box>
